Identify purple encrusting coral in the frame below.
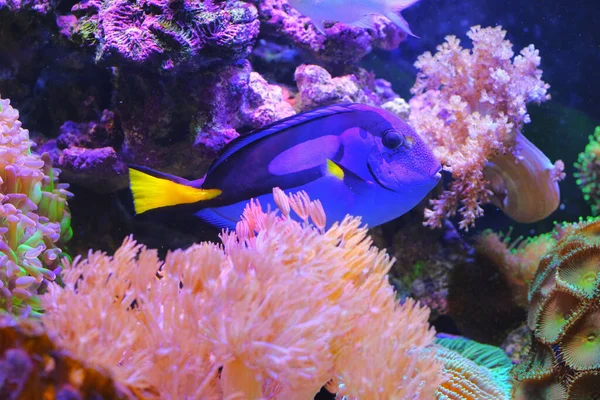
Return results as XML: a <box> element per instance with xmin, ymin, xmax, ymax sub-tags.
<box><xmin>257</xmin><ymin>0</ymin><xmax>408</xmax><ymax>64</ymax></box>
<box><xmin>62</xmin><ymin>0</ymin><xmax>261</xmax><ymax>71</ymax></box>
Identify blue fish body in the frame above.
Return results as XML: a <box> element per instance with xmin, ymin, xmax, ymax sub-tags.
<box><xmin>129</xmin><ymin>103</ymin><xmax>441</xmax><ymax>230</ymax></box>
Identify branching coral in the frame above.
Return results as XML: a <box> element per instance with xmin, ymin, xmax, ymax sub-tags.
<box><xmin>575</xmin><ymin>126</ymin><xmax>600</xmax><ymax>215</ymax></box>
<box><xmin>0</xmin><ymin>97</ymin><xmax>72</xmax><ymax>317</ymax></box>
<box><xmin>41</xmin><ymin>188</ymin><xmax>445</xmax><ymax>399</ymax></box>
<box><xmin>514</xmin><ymin>218</ymin><xmax>600</xmax><ymax>398</ymax></box>
<box><xmin>409</xmin><ymin>25</ymin><xmax>564</xmax><ymax>230</ymax></box>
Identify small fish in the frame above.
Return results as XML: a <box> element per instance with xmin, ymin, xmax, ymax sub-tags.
<box><xmin>287</xmin><ymin>0</ymin><xmax>420</xmax><ymax>36</ymax></box>
<box><xmin>129</xmin><ymin>103</ymin><xmax>441</xmax><ymax>231</ymax></box>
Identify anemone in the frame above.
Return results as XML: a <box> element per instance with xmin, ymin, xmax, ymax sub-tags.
<box><xmin>568</xmin><ymin>371</ymin><xmax>600</xmax><ymax>399</ymax></box>
<box><xmin>512</xmin><ymin>375</ymin><xmax>568</xmax><ymax>400</ymax></box>
<box><xmin>556</xmin><ymin>246</ymin><xmax>600</xmax><ymax>298</ymax></box>
<box><xmin>528</xmin><ymin>291</ymin><xmax>546</xmax><ymax>330</ymax></box>
<box><xmin>572</xmin><ymin>217</ymin><xmax>600</xmax><ymax>244</ymax></box>
<box><xmin>555</xmin><ymin>236</ymin><xmax>590</xmax><ymax>258</ymax></box>
<box><xmin>539</xmin><ymin>268</ymin><xmax>557</xmax><ymax>297</ymax></box>
<box><xmin>529</xmin><ymin>254</ymin><xmax>556</xmax><ymax>298</ymax></box>
<box><xmin>536</xmin><ymin>291</ymin><xmax>581</xmax><ymax>344</ymax></box>
<box><xmin>560</xmin><ymin>309</ymin><xmax>600</xmax><ymax>371</ymax></box>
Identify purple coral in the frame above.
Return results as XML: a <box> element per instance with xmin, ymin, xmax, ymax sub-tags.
<box><xmin>294</xmin><ymin>64</ymin><xmax>409</xmax><ymax>118</ymax></box>
<box><xmin>66</xmin><ymin>0</ymin><xmax>260</xmax><ymax>71</ymax></box>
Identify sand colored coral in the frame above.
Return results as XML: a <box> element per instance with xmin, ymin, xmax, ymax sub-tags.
<box><xmin>409</xmin><ymin>25</ymin><xmax>563</xmax><ymax>230</ymax></box>
<box><xmin>0</xmin><ymin>96</ymin><xmax>72</xmax><ymax>317</ymax></box>
<box><xmin>514</xmin><ymin>218</ymin><xmax>600</xmax><ymax>398</ymax></box>
<box><xmin>41</xmin><ymin>188</ymin><xmax>445</xmax><ymax>399</ymax></box>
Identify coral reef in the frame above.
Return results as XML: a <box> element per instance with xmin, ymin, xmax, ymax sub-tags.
<box><xmin>513</xmin><ymin>218</ymin><xmax>600</xmax><ymax>398</ymax></box>
<box><xmin>294</xmin><ymin>64</ymin><xmax>409</xmax><ymax>118</ymax></box>
<box><xmin>63</xmin><ymin>0</ymin><xmax>261</xmax><ymax>72</ymax></box>
<box><xmin>435</xmin><ymin>336</ymin><xmax>513</xmax><ymax>399</ymax></box>
<box><xmin>40</xmin><ymin>60</ymin><xmax>295</xmax><ymax>193</ymax></box>
<box><xmin>575</xmin><ymin>126</ymin><xmax>600</xmax><ymax>215</ymax></box>
<box><xmin>409</xmin><ymin>25</ymin><xmax>564</xmax><ymax>230</ymax></box>
<box><xmin>474</xmin><ymin>229</ymin><xmax>556</xmax><ymax>307</ymax></box>
<box><xmin>0</xmin><ymin>314</ymin><xmax>137</xmax><ymax>399</ymax></box>
<box><xmin>41</xmin><ymin>189</ymin><xmax>446</xmax><ymax>399</ymax></box>
<box><xmin>501</xmin><ymin>323</ymin><xmax>531</xmax><ymax>364</ymax></box>
<box><xmin>257</xmin><ymin>0</ymin><xmax>408</xmax><ymax>64</ymax></box>
<box><xmin>0</xmin><ymin>0</ymin><xmax>54</xmax><ymax>13</ymax></box>
<box><xmin>373</xmin><ymin>200</ymin><xmax>471</xmax><ymax>320</ymax></box>
<box><xmin>0</xmin><ymin>97</ymin><xmax>72</xmax><ymax>317</ymax></box>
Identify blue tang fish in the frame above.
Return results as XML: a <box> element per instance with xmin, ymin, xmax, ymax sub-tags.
<box><xmin>129</xmin><ymin>103</ymin><xmax>441</xmax><ymax>230</ymax></box>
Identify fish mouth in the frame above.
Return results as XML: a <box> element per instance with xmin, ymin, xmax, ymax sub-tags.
<box><xmin>432</xmin><ymin>165</ymin><xmax>443</xmax><ymax>181</ymax></box>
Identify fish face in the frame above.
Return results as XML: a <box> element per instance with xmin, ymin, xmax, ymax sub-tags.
<box><xmin>367</xmin><ymin>118</ymin><xmax>441</xmax><ymax>193</ymax></box>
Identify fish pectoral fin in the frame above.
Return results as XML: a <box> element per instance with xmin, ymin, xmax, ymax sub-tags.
<box><xmin>353</xmin><ymin>15</ymin><xmax>377</xmax><ymax>30</ymax></box>
<box><xmin>384</xmin><ymin>10</ymin><xmax>417</xmax><ymax>37</ymax></box>
<box><xmin>323</xmin><ymin>159</ymin><xmax>372</xmax><ymax>193</ymax></box>
<box><xmin>129</xmin><ymin>167</ymin><xmax>221</xmax><ymax>214</ymax></box>
<box><xmin>325</xmin><ymin>159</ymin><xmax>345</xmax><ymax>180</ymax></box>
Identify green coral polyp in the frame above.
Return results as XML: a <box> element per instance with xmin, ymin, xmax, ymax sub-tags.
<box><xmin>519</xmin><ymin>219</ymin><xmax>600</xmax><ymax>397</ymax></box>
<box><xmin>0</xmin><ymin>97</ymin><xmax>72</xmax><ymax>317</ymax></box>
<box><xmin>561</xmin><ymin>309</ymin><xmax>600</xmax><ymax>371</ymax></box>
<box><xmin>556</xmin><ymin>245</ymin><xmax>600</xmax><ymax>298</ymax></box>
<box><xmin>536</xmin><ymin>291</ymin><xmax>580</xmax><ymax>344</ymax></box>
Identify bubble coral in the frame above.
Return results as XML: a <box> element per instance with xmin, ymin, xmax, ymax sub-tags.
<box><xmin>575</xmin><ymin>126</ymin><xmax>600</xmax><ymax>216</ymax></box>
<box><xmin>0</xmin><ymin>314</ymin><xmax>137</xmax><ymax>399</ymax></box>
<box><xmin>41</xmin><ymin>188</ymin><xmax>445</xmax><ymax>399</ymax></box>
<box><xmin>514</xmin><ymin>218</ymin><xmax>600</xmax><ymax>398</ymax></box>
<box><xmin>0</xmin><ymin>96</ymin><xmax>72</xmax><ymax>317</ymax></box>
<box><xmin>408</xmin><ymin>25</ymin><xmax>564</xmax><ymax>230</ymax></box>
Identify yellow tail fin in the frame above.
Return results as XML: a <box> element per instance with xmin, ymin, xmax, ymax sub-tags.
<box><xmin>129</xmin><ymin>168</ymin><xmax>222</xmax><ymax>214</ymax></box>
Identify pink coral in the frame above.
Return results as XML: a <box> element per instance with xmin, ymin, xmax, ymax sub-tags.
<box><xmin>409</xmin><ymin>25</ymin><xmax>564</xmax><ymax>230</ymax></box>
<box><xmin>41</xmin><ymin>188</ymin><xmax>445</xmax><ymax>399</ymax></box>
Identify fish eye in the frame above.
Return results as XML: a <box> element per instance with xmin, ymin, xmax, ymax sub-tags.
<box><xmin>382</xmin><ymin>130</ymin><xmax>404</xmax><ymax>149</ymax></box>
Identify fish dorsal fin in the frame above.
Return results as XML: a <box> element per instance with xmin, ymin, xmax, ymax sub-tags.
<box><xmin>207</xmin><ymin>103</ymin><xmax>360</xmax><ymax>175</ymax></box>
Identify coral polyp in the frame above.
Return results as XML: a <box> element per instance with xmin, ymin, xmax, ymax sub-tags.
<box><xmin>515</xmin><ymin>218</ymin><xmax>600</xmax><ymax>397</ymax></box>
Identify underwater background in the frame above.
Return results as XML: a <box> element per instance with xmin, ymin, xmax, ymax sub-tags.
<box><xmin>1</xmin><ymin>0</ymin><xmax>600</xmax><ymax>398</ymax></box>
